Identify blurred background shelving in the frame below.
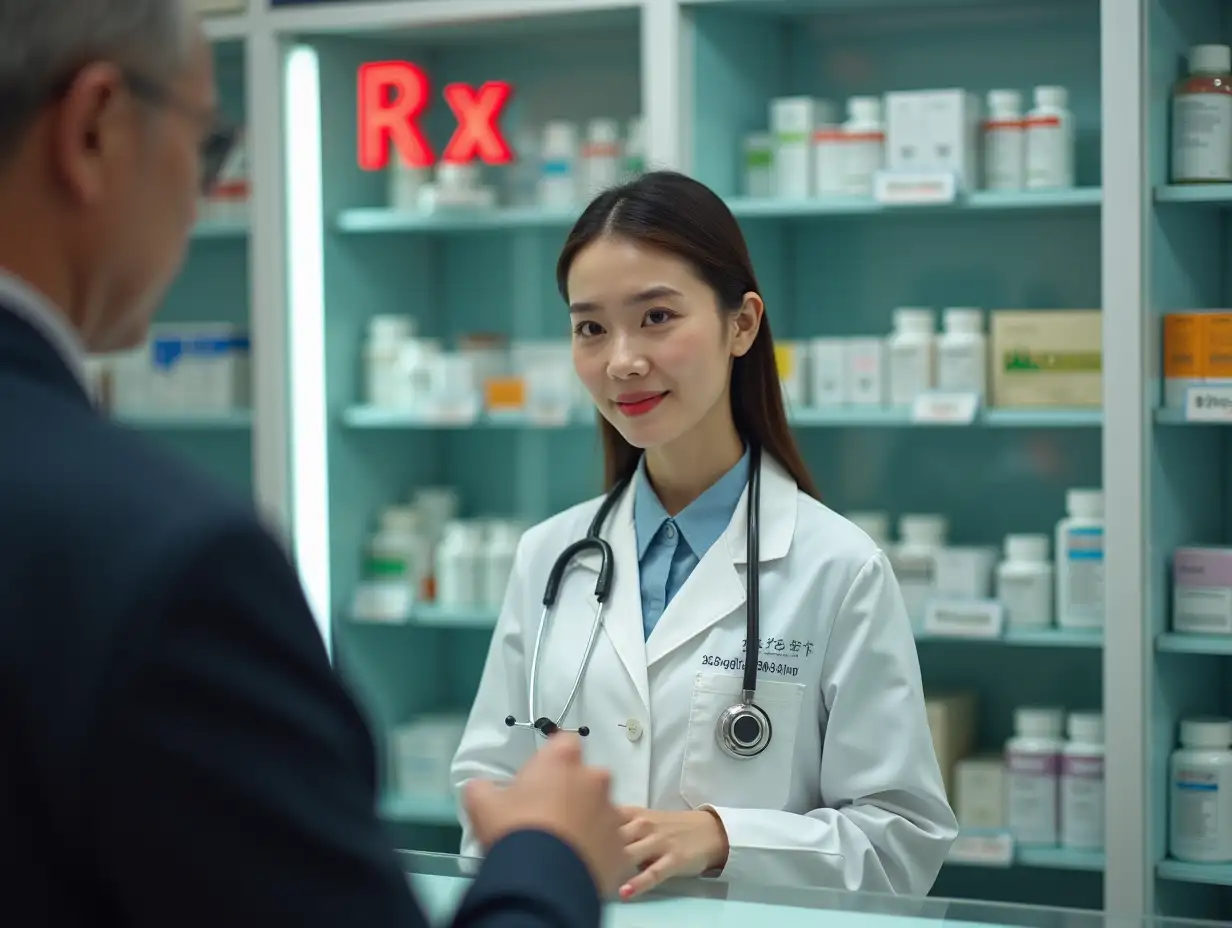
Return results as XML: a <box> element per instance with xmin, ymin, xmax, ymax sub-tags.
<box><xmin>90</xmin><ymin>30</ymin><xmax>254</xmax><ymax>500</ymax></box>
<box><xmin>151</xmin><ymin>0</ymin><xmax>1232</xmax><ymax>921</ymax></box>
<box><xmin>295</xmin><ymin>0</ymin><xmax>1115</xmax><ymax>912</ymax></box>
<box><xmin>285</xmin><ymin>1</ymin><xmax>646</xmax><ymax>858</ymax></box>
<box><xmin>1144</xmin><ymin>1</ymin><xmax>1232</xmax><ymax>921</ymax></box>
<box><xmin>680</xmin><ymin>0</ymin><xmax>1104</xmax><ymax>909</ymax></box>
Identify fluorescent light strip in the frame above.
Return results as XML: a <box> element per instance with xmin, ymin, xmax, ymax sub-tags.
<box><xmin>284</xmin><ymin>45</ymin><xmax>332</xmax><ymax>656</ymax></box>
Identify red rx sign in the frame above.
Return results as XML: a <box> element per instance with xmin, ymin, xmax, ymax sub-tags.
<box><xmin>357</xmin><ymin>61</ymin><xmax>514</xmax><ymax>170</ymax></box>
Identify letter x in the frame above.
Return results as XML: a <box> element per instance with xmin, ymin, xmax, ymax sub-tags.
<box><xmin>441</xmin><ymin>81</ymin><xmax>513</xmax><ymax>165</ymax></box>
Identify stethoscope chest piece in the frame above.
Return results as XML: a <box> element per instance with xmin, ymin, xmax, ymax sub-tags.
<box><xmin>715</xmin><ymin>697</ymin><xmax>772</xmax><ymax>758</ymax></box>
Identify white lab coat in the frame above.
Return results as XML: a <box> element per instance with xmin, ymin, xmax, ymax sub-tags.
<box><xmin>450</xmin><ymin>449</ymin><xmax>958</xmax><ymax>893</ymax></box>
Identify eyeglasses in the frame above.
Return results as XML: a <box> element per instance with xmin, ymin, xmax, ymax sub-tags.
<box><xmin>31</xmin><ymin>64</ymin><xmax>239</xmax><ymax>195</ymax></box>
<box><xmin>122</xmin><ymin>70</ymin><xmax>238</xmax><ymax>195</ymax></box>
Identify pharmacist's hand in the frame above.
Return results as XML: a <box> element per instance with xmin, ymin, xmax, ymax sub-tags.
<box><xmin>616</xmin><ymin>807</ymin><xmax>730</xmax><ymax>900</ymax></box>
<box><xmin>462</xmin><ymin>734</ymin><xmax>629</xmax><ymax>897</ymax></box>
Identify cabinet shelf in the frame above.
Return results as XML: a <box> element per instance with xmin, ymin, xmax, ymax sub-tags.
<box><xmin>1154</xmin><ymin>184</ymin><xmax>1232</xmax><ymax>205</ymax></box>
<box><xmin>1155</xmin><ymin>634</ymin><xmax>1232</xmax><ymax>656</ymax></box>
<box><xmin>353</xmin><ymin>608</ymin><xmax>1102</xmax><ymax>649</ymax></box>
<box><xmin>350</xmin><ymin>607</ymin><xmax>500</xmax><ymax>630</ymax></box>
<box><xmin>342</xmin><ymin>405</ymin><xmax>1101</xmax><ymax>431</ymax></box>
<box><xmin>341</xmin><ymin>407</ymin><xmax>590</xmax><ymax>429</ymax></box>
<box><xmin>203</xmin><ymin>14</ymin><xmax>250</xmax><ymax>43</ymax></box>
<box><xmin>337</xmin><ymin>206</ymin><xmax>580</xmax><ymax>234</ymax></box>
<box><xmin>336</xmin><ymin>188</ymin><xmax>1101</xmax><ymax>234</ymax></box>
<box><xmin>379</xmin><ymin>793</ymin><xmax>458</xmax><ymax>826</ymax></box>
<box><xmin>916</xmin><ymin>628</ymin><xmax>1103</xmax><ymax>649</ymax></box>
<box><xmin>192</xmin><ymin>216</ymin><xmax>248</xmax><ymax>239</ymax></box>
<box><xmin>1154</xmin><ymin>407</ymin><xmax>1232</xmax><ymax>426</ymax></box>
<box><xmin>945</xmin><ymin>830</ymin><xmax>1104</xmax><ymax>871</ymax></box>
<box><xmin>1156</xmin><ymin>859</ymin><xmax>1232</xmax><ymax>886</ymax></box>
<box><xmin>1014</xmin><ymin>846</ymin><xmax>1106</xmax><ymax>872</ymax></box>
<box><xmin>116</xmin><ymin>410</ymin><xmax>252</xmax><ymax>429</ymax></box>
<box><xmin>727</xmin><ymin>187</ymin><xmax>1101</xmax><ymax>220</ymax></box>
<box><xmin>269</xmin><ymin>0</ymin><xmax>640</xmax><ymax>39</ymax></box>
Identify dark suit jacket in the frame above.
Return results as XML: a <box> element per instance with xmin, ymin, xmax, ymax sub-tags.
<box><xmin>0</xmin><ymin>306</ymin><xmax>600</xmax><ymax>927</ymax></box>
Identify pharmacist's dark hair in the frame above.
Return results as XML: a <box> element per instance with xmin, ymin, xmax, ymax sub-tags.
<box><xmin>556</xmin><ymin>170</ymin><xmax>820</xmax><ymax>500</ymax></box>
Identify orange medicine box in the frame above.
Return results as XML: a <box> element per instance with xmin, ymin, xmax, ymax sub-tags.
<box><xmin>484</xmin><ymin>377</ymin><xmax>526</xmax><ymax>412</ymax></box>
<box><xmin>1163</xmin><ymin>311</ymin><xmax>1232</xmax><ymax>408</ymax></box>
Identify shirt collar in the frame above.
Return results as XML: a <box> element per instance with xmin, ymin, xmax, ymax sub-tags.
<box><xmin>634</xmin><ymin>446</ymin><xmax>751</xmax><ymax>561</ymax></box>
<box><xmin>0</xmin><ymin>269</ymin><xmax>88</xmax><ymax>389</ymax></box>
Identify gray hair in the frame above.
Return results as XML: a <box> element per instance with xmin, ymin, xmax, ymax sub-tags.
<box><xmin>0</xmin><ymin>0</ymin><xmax>195</xmax><ymax>148</ymax></box>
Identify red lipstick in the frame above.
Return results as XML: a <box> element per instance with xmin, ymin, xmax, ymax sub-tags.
<box><xmin>615</xmin><ymin>391</ymin><xmax>667</xmax><ymax>417</ymax></box>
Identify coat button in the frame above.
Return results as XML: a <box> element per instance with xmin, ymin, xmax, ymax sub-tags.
<box><xmin>624</xmin><ymin>718</ymin><xmax>643</xmax><ymax>742</ymax></box>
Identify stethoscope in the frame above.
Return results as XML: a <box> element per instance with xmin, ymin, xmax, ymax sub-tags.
<box><xmin>504</xmin><ymin>448</ymin><xmax>772</xmax><ymax>760</ymax></box>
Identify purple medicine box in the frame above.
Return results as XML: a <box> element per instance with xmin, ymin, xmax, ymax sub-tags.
<box><xmin>1172</xmin><ymin>547</ymin><xmax>1232</xmax><ymax>634</ymax></box>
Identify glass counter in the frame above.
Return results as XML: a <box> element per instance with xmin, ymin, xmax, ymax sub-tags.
<box><xmin>397</xmin><ymin>850</ymin><xmax>1220</xmax><ymax>928</ymax></box>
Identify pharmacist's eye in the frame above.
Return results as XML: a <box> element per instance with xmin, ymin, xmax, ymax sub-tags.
<box><xmin>644</xmin><ymin>309</ymin><xmax>677</xmax><ymax>326</ymax></box>
<box><xmin>574</xmin><ymin>320</ymin><xmax>604</xmax><ymax>338</ymax></box>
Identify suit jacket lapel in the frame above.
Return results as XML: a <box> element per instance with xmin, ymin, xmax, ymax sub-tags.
<box><xmin>0</xmin><ymin>305</ymin><xmax>92</xmax><ymax>409</ymax></box>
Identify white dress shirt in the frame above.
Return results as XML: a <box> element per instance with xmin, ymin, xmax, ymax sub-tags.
<box><xmin>0</xmin><ymin>269</ymin><xmax>87</xmax><ymax>389</ymax></box>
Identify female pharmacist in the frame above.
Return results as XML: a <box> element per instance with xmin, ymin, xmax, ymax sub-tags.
<box><xmin>450</xmin><ymin>170</ymin><xmax>957</xmax><ymax>900</ymax></box>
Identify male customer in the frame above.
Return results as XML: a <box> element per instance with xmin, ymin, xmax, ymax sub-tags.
<box><xmin>0</xmin><ymin>2</ymin><xmax>626</xmax><ymax>925</ymax></box>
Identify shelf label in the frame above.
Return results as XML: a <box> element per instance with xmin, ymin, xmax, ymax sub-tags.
<box><xmin>526</xmin><ymin>406</ymin><xmax>571</xmax><ymax>427</ymax></box>
<box><xmin>429</xmin><ymin>401</ymin><xmax>480</xmax><ymax>426</ymax></box>
<box><xmin>358</xmin><ymin>61</ymin><xmax>514</xmax><ymax>170</ymax></box>
<box><xmin>923</xmin><ymin>599</ymin><xmax>1004</xmax><ymax>638</ymax></box>
<box><xmin>1184</xmin><ymin>385</ymin><xmax>1232</xmax><ymax>422</ymax></box>
<box><xmin>911</xmin><ymin>391</ymin><xmax>979</xmax><ymax>424</ymax></box>
<box><xmin>873</xmin><ymin>171</ymin><xmax>957</xmax><ymax>206</ymax></box>
<box><xmin>947</xmin><ymin>831</ymin><xmax>1015</xmax><ymax>867</ymax></box>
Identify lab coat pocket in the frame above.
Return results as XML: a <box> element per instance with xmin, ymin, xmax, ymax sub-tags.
<box><xmin>679</xmin><ymin>672</ymin><xmax>805</xmax><ymax>811</ymax></box>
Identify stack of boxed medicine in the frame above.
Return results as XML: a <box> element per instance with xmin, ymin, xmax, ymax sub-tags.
<box><xmin>86</xmin><ymin>323</ymin><xmax>251</xmax><ymax>415</ymax></box>
<box><xmin>1162</xmin><ymin>310</ymin><xmax>1232</xmax><ymax>409</ymax></box>
<box><xmin>776</xmin><ymin>309</ymin><xmax>1101</xmax><ymax>411</ymax></box>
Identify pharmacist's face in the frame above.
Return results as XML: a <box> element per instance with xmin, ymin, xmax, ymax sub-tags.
<box><xmin>566</xmin><ymin>235</ymin><xmax>741</xmax><ymax>449</ymax></box>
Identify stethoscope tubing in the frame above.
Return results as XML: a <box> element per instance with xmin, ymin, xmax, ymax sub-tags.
<box><xmin>511</xmin><ymin>448</ymin><xmax>763</xmax><ymax>749</ymax></box>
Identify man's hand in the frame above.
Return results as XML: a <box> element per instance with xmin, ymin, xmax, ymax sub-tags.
<box><xmin>462</xmin><ymin>734</ymin><xmax>630</xmax><ymax>897</ymax></box>
<box><xmin>617</xmin><ymin>807</ymin><xmax>729</xmax><ymax>900</ymax></box>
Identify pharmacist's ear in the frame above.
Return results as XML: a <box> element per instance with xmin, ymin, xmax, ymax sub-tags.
<box><xmin>730</xmin><ymin>292</ymin><xmax>764</xmax><ymax>358</ymax></box>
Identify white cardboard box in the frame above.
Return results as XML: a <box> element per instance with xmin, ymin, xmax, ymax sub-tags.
<box><xmin>886</xmin><ymin>89</ymin><xmax>981</xmax><ymax>191</ymax></box>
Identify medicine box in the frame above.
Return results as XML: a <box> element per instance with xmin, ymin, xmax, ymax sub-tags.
<box><xmin>1162</xmin><ymin>310</ymin><xmax>1232</xmax><ymax>408</ymax></box>
<box><xmin>844</xmin><ymin>338</ymin><xmax>887</xmax><ymax>406</ymax></box>
<box><xmin>776</xmin><ymin>341</ymin><xmax>808</xmax><ymax>407</ymax></box>
<box><xmin>1172</xmin><ymin>546</ymin><xmax>1232</xmax><ymax>635</ymax></box>
<box><xmin>510</xmin><ymin>340</ymin><xmax>586</xmax><ymax>414</ymax></box>
<box><xmin>810</xmin><ymin>338</ymin><xmax>847</xmax><ymax>406</ymax></box>
<box><xmin>924</xmin><ymin>690</ymin><xmax>978</xmax><ymax>797</ymax></box>
<box><xmin>989</xmin><ymin>310</ymin><xmax>1102</xmax><ymax>408</ymax></box>
<box><xmin>109</xmin><ymin>323</ymin><xmax>251</xmax><ymax>414</ymax></box>
<box><xmin>934</xmin><ymin>547</ymin><xmax>998</xmax><ymax>600</ymax></box>
<box><xmin>954</xmin><ymin>755</ymin><xmax>1007</xmax><ymax>830</ymax></box>
<box><xmin>885</xmin><ymin>90</ymin><xmax>981</xmax><ymax>190</ymax></box>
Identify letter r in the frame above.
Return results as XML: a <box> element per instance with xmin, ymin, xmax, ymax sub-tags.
<box><xmin>357</xmin><ymin>61</ymin><xmax>433</xmax><ymax>170</ymax></box>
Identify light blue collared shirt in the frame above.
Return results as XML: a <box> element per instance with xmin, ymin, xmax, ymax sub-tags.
<box><xmin>633</xmin><ymin>447</ymin><xmax>750</xmax><ymax>639</ymax></box>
